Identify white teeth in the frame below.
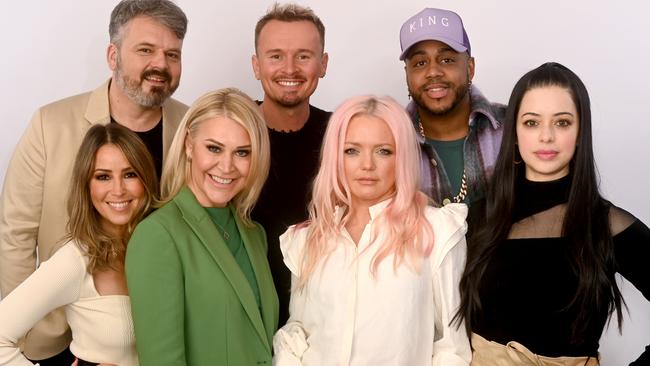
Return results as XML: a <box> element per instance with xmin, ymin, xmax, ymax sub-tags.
<box><xmin>278</xmin><ymin>81</ymin><xmax>300</xmax><ymax>86</ymax></box>
<box><xmin>108</xmin><ymin>201</ymin><xmax>129</xmax><ymax>209</ymax></box>
<box><xmin>146</xmin><ymin>76</ymin><xmax>165</xmax><ymax>82</ymax></box>
<box><xmin>211</xmin><ymin>175</ymin><xmax>233</xmax><ymax>184</ymax></box>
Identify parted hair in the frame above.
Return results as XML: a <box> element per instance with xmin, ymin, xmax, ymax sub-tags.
<box><xmin>109</xmin><ymin>0</ymin><xmax>188</xmax><ymax>47</ymax></box>
<box><xmin>254</xmin><ymin>2</ymin><xmax>326</xmax><ymax>53</ymax></box>
<box><xmin>160</xmin><ymin>88</ymin><xmax>270</xmax><ymax>226</ymax></box>
<box><xmin>296</xmin><ymin>95</ymin><xmax>433</xmax><ymax>288</ymax></box>
<box><xmin>66</xmin><ymin>123</ymin><xmax>158</xmax><ymax>273</ymax></box>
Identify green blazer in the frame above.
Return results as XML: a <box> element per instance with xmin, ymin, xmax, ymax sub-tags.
<box><xmin>126</xmin><ymin>186</ymin><xmax>279</xmax><ymax>366</ymax></box>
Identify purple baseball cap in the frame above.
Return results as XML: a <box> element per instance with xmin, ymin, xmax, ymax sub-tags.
<box><xmin>399</xmin><ymin>8</ymin><xmax>471</xmax><ymax>60</ymax></box>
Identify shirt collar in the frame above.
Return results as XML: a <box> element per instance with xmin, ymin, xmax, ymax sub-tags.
<box><xmin>334</xmin><ymin>198</ymin><xmax>393</xmax><ymax>222</ymax></box>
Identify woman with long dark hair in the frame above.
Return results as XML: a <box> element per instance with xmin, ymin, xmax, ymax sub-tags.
<box><xmin>456</xmin><ymin>62</ymin><xmax>649</xmax><ymax>365</ymax></box>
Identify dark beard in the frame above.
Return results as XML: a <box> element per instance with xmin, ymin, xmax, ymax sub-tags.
<box><xmin>410</xmin><ymin>80</ymin><xmax>470</xmax><ymax>116</ymax></box>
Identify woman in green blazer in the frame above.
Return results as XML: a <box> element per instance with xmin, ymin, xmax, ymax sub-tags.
<box><xmin>126</xmin><ymin>88</ymin><xmax>278</xmax><ymax>365</ymax></box>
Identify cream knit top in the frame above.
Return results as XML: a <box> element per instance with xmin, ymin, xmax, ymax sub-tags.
<box><xmin>0</xmin><ymin>241</ymin><xmax>137</xmax><ymax>366</ymax></box>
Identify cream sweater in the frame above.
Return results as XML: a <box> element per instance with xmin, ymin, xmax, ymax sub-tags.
<box><xmin>0</xmin><ymin>241</ymin><xmax>137</xmax><ymax>365</ymax></box>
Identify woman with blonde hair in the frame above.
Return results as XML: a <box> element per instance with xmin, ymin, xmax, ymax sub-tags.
<box><xmin>0</xmin><ymin>123</ymin><xmax>158</xmax><ymax>365</ymax></box>
<box><xmin>273</xmin><ymin>95</ymin><xmax>471</xmax><ymax>365</ymax></box>
<box><xmin>126</xmin><ymin>88</ymin><xmax>278</xmax><ymax>365</ymax></box>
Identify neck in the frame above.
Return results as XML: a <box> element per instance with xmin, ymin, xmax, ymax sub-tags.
<box><xmin>345</xmin><ymin>204</ymin><xmax>371</xmax><ymax>245</ymax></box>
<box><xmin>260</xmin><ymin>97</ymin><xmax>310</xmax><ymax>132</ymax></box>
<box><xmin>419</xmin><ymin>95</ymin><xmax>471</xmax><ymax>141</ymax></box>
<box><xmin>108</xmin><ymin>79</ymin><xmax>163</xmax><ymax>132</ymax></box>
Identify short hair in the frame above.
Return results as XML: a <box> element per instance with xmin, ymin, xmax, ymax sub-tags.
<box><xmin>160</xmin><ymin>88</ymin><xmax>270</xmax><ymax>225</ymax></box>
<box><xmin>109</xmin><ymin>0</ymin><xmax>188</xmax><ymax>47</ymax></box>
<box><xmin>296</xmin><ymin>95</ymin><xmax>433</xmax><ymax>288</ymax></box>
<box><xmin>254</xmin><ymin>2</ymin><xmax>326</xmax><ymax>52</ymax></box>
<box><xmin>66</xmin><ymin>123</ymin><xmax>159</xmax><ymax>273</ymax></box>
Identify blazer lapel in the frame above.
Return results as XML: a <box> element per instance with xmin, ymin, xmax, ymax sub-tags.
<box><xmin>84</xmin><ymin>79</ymin><xmax>112</xmax><ymax>126</ymax></box>
<box><xmin>237</xmin><ymin>218</ymin><xmax>279</xmax><ymax>348</ymax></box>
<box><xmin>174</xmin><ymin>187</ymin><xmax>271</xmax><ymax>352</ymax></box>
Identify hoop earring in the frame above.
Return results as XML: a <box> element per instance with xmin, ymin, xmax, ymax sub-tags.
<box><xmin>514</xmin><ymin>150</ymin><xmax>522</xmax><ymax>165</ymax></box>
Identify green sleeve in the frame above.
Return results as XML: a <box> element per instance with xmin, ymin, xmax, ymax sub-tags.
<box><xmin>126</xmin><ymin>217</ymin><xmax>186</xmax><ymax>366</ymax></box>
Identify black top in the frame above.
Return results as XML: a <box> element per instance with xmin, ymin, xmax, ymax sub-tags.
<box><xmin>251</xmin><ymin>104</ymin><xmax>331</xmax><ymax>326</ymax></box>
<box><xmin>111</xmin><ymin>117</ymin><xmax>163</xmax><ymax>180</ymax></box>
<box><xmin>472</xmin><ymin>175</ymin><xmax>650</xmax><ymax>363</ymax></box>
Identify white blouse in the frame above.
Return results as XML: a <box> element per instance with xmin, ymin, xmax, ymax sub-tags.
<box><xmin>0</xmin><ymin>241</ymin><xmax>137</xmax><ymax>366</ymax></box>
<box><xmin>273</xmin><ymin>201</ymin><xmax>471</xmax><ymax>366</ymax></box>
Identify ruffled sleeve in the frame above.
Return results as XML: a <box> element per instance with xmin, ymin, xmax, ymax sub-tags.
<box><xmin>273</xmin><ymin>226</ymin><xmax>310</xmax><ymax>366</ymax></box>
<box><xmin>426</xmin><ymin>203</ymin><xmax>471</xmax><ymax>366</ymax></box>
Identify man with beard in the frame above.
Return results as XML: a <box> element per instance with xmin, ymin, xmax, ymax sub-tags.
<box><xmin>400</xmin><ymin>8</ymin><xmax>505</xmax><ymax>205</ymax></box>
<box><xmin>251</xmin><ymin>3</ymin><xmax>330</xmax><ymax>326</ymax></box>
<box><xmin>0</xmin><ymin>1</ymin><xmax>187</xmax><ymax>364</ymax></box>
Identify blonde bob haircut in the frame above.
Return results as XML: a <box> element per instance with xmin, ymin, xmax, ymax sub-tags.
<box><xmin>297</xmin><ymin>95</ymin><xmax>434</xmax><ymax>288</ymax></box>
<box><xmin>66</xmin><ymin>123</ymin><xmax>159</xmax><ymax>273</ymax></box>
<box><xmin>161</xmin><ymin>88</ymin><xmax>270</xmax><ymax>225</ymax></box>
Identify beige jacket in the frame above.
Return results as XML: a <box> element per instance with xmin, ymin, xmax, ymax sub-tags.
<box><xmin>0</xmin><ymin>79</ymin><xmax>187</xmax><ymax>360</ymax></box>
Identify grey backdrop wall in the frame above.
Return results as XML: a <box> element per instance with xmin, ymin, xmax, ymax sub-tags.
<box><xmin>1</xmin><ymin>0</ymin><xmax>648</xmax><ymax>363</ymax></box>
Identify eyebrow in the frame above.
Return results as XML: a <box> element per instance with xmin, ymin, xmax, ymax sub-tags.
<box><xmin>407</xmin><ymin>46</ymin><xmax>457</xmax><ymax>60</ymax></box>
<box><xmin>344</xmin><ymin>142</ymin><xmax>395</xmax><ymax>148</ymax></box>
<box><xmin>205</xmin><ymin>138</ymin><xmax>251</xmax><ymax>150</ymax></box>
<box><xmin>520</xmin><ymin>112</ymin><xmax>575</xmax><ymax>117</ymax></box>
<box><xmin>134</xmin><ymin>42</ymin><xmax>181</xmax><ymax>53</ymax></box>
<box><xmin>264</xmin><ymin>48</ymin><xmax>316</xmax><ymax>55</ymax></box>
<box><xmin>93</xmin><ymin>167</ymin><xmax>134</xmax><ymax>173</ymax></box>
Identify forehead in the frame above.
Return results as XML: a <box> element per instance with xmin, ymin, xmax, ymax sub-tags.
<box><xmin>194</xmin><ymin>117</ymin><xmax>251</xmax><ymax>143</ymax></box>
<box><xmin>346</xmin><ymin>115</ymin><xmax>394</xmax><ymax>142</ymax></box>
<box><xmin>94</xmin><ymin>144</ymin><xmax>130</xmax><ymax>167</ymax></box>
<box><xmin>519</xmin><ymin>86</ymin><xmax>577</xmax><ymax>114</ymax></box>
<box><xmin>406</xmin><ymin>39</ymin><xmax>460</xmax><ymax>59</ymax></box>
<box><xmin>120</xmin><ymin>16</ymin><xmax>181</xmax><ymax>46</ymax></box>
<box><xmin>257</xmin><ymin>20</ymin><xmax>322</xmax><ymax>52</ymax></box>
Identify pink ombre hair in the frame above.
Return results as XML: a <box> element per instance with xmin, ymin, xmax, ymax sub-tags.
<box><xmin>296</xmin><ymin>95</ymin><xmax>433</xmax><ymax>288</ymax></box>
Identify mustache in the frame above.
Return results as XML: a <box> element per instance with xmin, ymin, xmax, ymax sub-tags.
<box><xmin>141</xmin><ymin>69</ymin><xmax>171</xmax><ymax>82</ymax></box>
<box><xmin>422</xmin><ymin>80</ymin><xmax>450</xmax><ymax>90</ymax></box>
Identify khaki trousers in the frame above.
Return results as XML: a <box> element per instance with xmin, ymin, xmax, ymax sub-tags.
<box><xmin>471</xmin><ymin>333</ymin><xmax>599</xmax><ymax>366</ymax></box>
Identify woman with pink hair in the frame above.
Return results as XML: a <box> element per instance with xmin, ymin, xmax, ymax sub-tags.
<box><xmin>273</xmin><ymin>95</ymin><xmax>471</xmax><ymax>365</ymax></box>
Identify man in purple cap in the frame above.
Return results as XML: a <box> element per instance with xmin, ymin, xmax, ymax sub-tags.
<box><xmin>400</xmin><ymin>8</ymin><xmax>505</xmax><ymax>206</ymax></box>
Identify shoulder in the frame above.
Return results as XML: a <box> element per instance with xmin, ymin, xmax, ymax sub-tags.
<box><xmin>608</xmin><ymin>205</ymin><xmax>641</xmax><ymax>236</ymax></box>
<box><xmin>35</xmin><ymin>90</ymin><xmax>93</xmax><ymax>124</ymax></box>
<box><xmin>425</xmin><ymin>204</ymin><xmax>468</xmax><ymax>265</ymax></box>
<box><xmin>425</xmin><ymin>203</ymin><xmax>468</xmax><ymax>233</ymax></box>
<box><xmin>309</xmin><ymin>105</ymin><xmax>332</xmax><ymax>123</ymax></box>
<box><xmin>41</xmin><ymin>240</ymin><xmax>88</xmax><ymax>276</ymax></box>
<box><xmin>163</xmin><ymin>97</ymin><xmax>189</xmax><ymax>118</ymax></box>
<box><xmin>279</xmin><ymin>224</ymin><xmax>310</xmax><ymax>276</ymax></box>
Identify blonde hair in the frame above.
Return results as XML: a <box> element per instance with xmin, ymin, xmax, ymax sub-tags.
<box><xmin>160</xmin><ymin>88</ymin><xmax>270</xmax><ymax>225</ymax></box>
<box><xmin>297</xmin><ymin>95</ymin><xmax>433</xmax><ymax>288</ymax></box>
<box><xmin>66</xmin><ymin>123</ymin><xmax>158</xmax><ymax>273</ymax></box>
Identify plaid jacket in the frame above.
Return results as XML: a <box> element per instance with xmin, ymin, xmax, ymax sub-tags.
<box><xmin>407</xmin><ymin>85</ymin><xmax>506</xmax><ymax>206</ymax></box>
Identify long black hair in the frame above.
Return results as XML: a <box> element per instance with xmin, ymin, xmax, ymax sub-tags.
<box><xmin>456</xmin><ymin>62</ymin><xmax>624</xmax><ymax>343</ymax></box>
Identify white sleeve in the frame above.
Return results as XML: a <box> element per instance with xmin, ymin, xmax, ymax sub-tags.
<box><xmin>432</xmin><ymin>235</ymin><xmax>471</xmax><ymax>366</ymax></box>
<box><xmin>0</xmin><ymin>242</ymin><xmax>84</xmax><ymax>366</ymax></box>
<box><xmin>273</xmin><ymin>227</ymin><xmax>308</xmax><ymax>366</ymax></box>
<box><xmin>428</xmin><ymin>204</ymin><xmax>471</xmax><ymax>366</ymax></box>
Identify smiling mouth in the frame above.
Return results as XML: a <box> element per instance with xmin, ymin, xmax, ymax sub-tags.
<box><xmin>276</xmin><ymin>80</ymin><xmax>302</xmax><ymax>87</ymax></box>
<box><xmin>211</xmin><ymin>175</ymin><xmax>234</xmax><ymax>184</ymax></box>
<box><xmin>107</xmin><ymin>201</ymin><xmax>131</xmax><ymax>210</ymax></box>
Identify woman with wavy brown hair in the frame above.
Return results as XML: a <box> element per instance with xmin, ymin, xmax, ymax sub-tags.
<box><xmin>0</xmin><ymin>123</ymin><xmax>158</xmax><ymax>366</ymax></box>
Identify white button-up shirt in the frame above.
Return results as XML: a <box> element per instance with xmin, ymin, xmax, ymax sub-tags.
<box><xmin>273</xmin><ymin>200</ymin><xmax>471</xmax><ymax>366</ymax></box>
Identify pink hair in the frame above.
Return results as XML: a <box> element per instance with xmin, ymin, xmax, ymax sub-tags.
<box><xmin>297</xmin><ymin>95</ymin><xmax>433</xmax><ymax>288</ymax></box>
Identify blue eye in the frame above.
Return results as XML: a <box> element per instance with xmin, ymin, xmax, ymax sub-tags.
<box><xmin>207</xmin><ymin>145</ymin><xmax>222</xmax><ymax>153</ymax></box>
<box><xmin>343</xmin><ymin>148</ymin><xmax>358</xmax><ymax>155</ymax></box>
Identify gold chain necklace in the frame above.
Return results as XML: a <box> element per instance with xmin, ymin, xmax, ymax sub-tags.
<box><xmin>418</xmin><ymin>118</ymin><xmax>468</xmax><ymax>205</ymax></box>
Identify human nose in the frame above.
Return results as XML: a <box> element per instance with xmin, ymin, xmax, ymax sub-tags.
<box><xmin>283</xmin><ymin>57</ymin><xmax>297</xmax><ymax>74</ymax></box>
<box><xmin>150</xmin><ymin>49</ymin><xmax>169</xmax><ymax>70</ymax></box>
<box><xmin>539</xmin><ymin>122</ymin><xmax>554</xmax><ymax>142</ymax></box>
<box><xmin>219</xmin><ymin>153</ymin><xmax>235</xmax><ymax>173</ymax></box>
<box><xmin>425</xmin><ymin>62</ymin><xmax>443</xmax><ymax>79</ymax></box>
<box><xmin>361</xmin><ymin>151</ymin><xmax>375</xmax><ymax>171</ymax></box>
<box><xmin>111</xmin><ymin>177</ymin><xmax>126</xmax><ymax>195</ymax></box>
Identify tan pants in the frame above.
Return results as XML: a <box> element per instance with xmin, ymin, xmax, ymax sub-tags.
<box><xmin>470</xmin><ymin>333</ymin><xmax>599</xmax><ymax>366</ymax></box>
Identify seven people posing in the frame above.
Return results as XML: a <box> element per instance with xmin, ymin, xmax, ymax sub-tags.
<box><xmin>0</xmin><ymin>1</ymin><xmax>648</xmax><ymax>366</ymax></box>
